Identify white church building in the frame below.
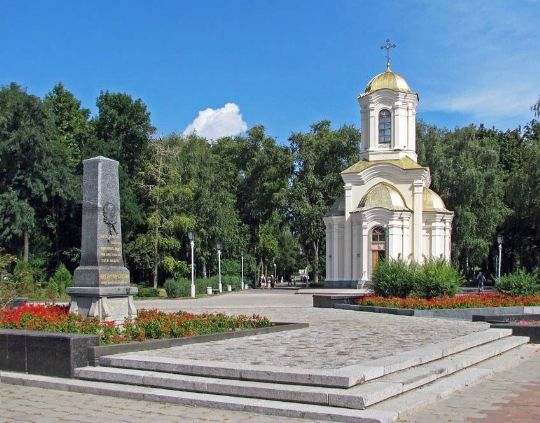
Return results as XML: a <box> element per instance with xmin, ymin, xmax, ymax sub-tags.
<box><xmin>324</xmin><ymin>53</ymin><xmax>454</xmax><ymax>289</ymax></box>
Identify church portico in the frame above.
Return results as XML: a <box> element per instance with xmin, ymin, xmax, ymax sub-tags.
<box><xmin>324</xmin><ymin>41</ymin><xmax>454</xmax><ymax>289</ymax></box>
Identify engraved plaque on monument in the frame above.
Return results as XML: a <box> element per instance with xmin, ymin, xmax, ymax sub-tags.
<box><xmin>67</xmin><ymin>156</ymin><xmax>137</xmax><ymax>323</ymax></box>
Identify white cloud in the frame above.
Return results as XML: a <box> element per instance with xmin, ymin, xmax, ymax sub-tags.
<box><xmin>183</xmin><ymin>103</ymin><xmax>248</xmax><ymax>141</ymax></box>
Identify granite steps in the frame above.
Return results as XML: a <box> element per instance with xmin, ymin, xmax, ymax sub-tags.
<box><xmin>75</xmin><ymin>332</ymin><xmax>529</xmax><ymax>410</ymax></box>
<box><xmin>0</xmin><ymin>342</ymin><xmax>534</xmax><ymax>423</ymax></box>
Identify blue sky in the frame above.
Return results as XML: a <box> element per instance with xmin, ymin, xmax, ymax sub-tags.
<box><xmin>1</xmin><ymin>0</ymin><xmax>539</xmax><ymax>143</ymax></box>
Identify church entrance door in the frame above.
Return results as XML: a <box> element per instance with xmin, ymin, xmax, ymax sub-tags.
<box><xmin>371</xmin><ymin>226</ymin><xmax>386</xmax><ymax>272</ymax></box>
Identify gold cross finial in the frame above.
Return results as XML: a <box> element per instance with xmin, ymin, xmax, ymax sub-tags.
<box><xmin>380</xmin><ymin>39</ymin><xmax>396</xmax><ymax>70</ymax></box>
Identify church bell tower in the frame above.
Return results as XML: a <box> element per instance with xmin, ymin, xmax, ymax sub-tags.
<box><xmin>358</xmin><ymin>40</ymin><xmax>419</xmax><ymax>162</ymax></box>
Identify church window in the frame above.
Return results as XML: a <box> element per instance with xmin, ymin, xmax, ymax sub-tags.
<box><xmin>371</xmin><ymin>226</ymin><xmax>386</xmax><ymax>270</ymax></box>
<box><xmin>378</xmin><ymin>109</ymin><xmax>391</xmax><ymax>145</ymax></box>
<box><xmin>372</xmin><ymin>226</ymin><xmax>386</xmax><ymax>245</ymax></box>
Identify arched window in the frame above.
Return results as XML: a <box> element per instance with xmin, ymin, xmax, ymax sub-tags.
<box><xmin>378</xmin><ymin>109</ymin><xmax>391</xmax><ymax>145</ymax></box>
<box><xmin>371</xmin><ymin>226</ymin><xmax>386</xmax><ymax>246</ymax></box>
<box><xmin>371</xmin><ymin>226</ymin><xmax>386</xmax><ymax>271</ymax></box>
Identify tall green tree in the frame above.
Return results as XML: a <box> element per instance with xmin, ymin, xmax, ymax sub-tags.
<box><xmin>502</xmin><ymin>97</ymin><xmax>540</xmax><ymax>271</ymax></box>
<box><xmin>127</xmin><ymin>138</ymin><xmax>194</xmax><ymax>288</ymax></box>
<box><xmin>90</xmin><ymin>91</ymin><xmax>155</xmax><ymax>245</ymax></box>
<box><xmin>44</xmin><ymin>83</ymin><xmax>91</xmax><ymax>167</ymax></box>
<box><xmin>179</xmin><ymin>134</ymin><xmax>248</xmax><ymax>278</ymax></box>
<box><xmin>288</xmin><ymin>121</ymin><xmax>360</xmax><ymax>283</ymax></box>
<box><xmin>0</xmin><ymin>83</ymin><xmax>73</xmax><ymax>262</ymax></box>
<box><xmin>418</xmin><ymin>122</ymin><xmax>510</xmax><ymax>271</ymax></box>
<box><xmin>91</xmin><ymin>91</ymin><xmax>154</xmax><ymax>177</ymax></box>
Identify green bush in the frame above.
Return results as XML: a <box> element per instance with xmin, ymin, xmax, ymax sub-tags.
<box><xmin>372</xmin><ymin>259</ymin><xmax>416</xmax><ymax>297</ymax></box>
<box><xmin>46</xmin><ymin>280</ymin><xmax>59</xmax><ymax>296</ymax></box>
<box><xmin>164</xmin><ymin>275</ymin><xmax>242</xmax><ymax>298</ymax></box>
<box><xmin>372</xmin><ymin>258</ymin><xmax>462</xmax><ymax>299</ymax></box>
<box><xmin>496</xmin><ymin>269</ymin><xmax>540</xmax><ymax>296</ymax></box>
<box><xmin>12</xmin><ymin>260</ymin><xmax>34</xmax><ymax>293</ymax></box>
<box><xmin>51</xmin><ymin>264</ymin><xmax>73</xmax><ymax>294</ymax></box>
<box><xmin>137</xmin><ymin>287</ymin><xmax>161</xmax><ymax>297</ymax></box>
<box><xmin>164</xmin><ymin>278</ymin><xmax>189</xmax><ymax>298</ymax></box>
<box><xmin>411</xmin><ymin>258</ymin><xmax>463</xmax><ymax>299</ymax></box>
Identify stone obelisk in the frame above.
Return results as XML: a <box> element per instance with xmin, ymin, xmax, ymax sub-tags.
<box><xmin>67</xmin><ymin>156</ymin><xmax>137</xmax><ymax>323</ymax></box>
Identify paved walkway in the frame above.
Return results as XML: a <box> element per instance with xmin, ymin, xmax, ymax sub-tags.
<box><xmin>135</xmin><ymin>291</ymin><xmax>488</xmax><ymax>368</ymax></box>
<box><xmin>0</xmin><ymin>382</ymin><xmax>326</xmax><ymax>423</ymax></box>
<box><xmin>1</xmin><ymin>290</ymin><xmax>539</xmax><ymax>422</ymax></box>
<box><xmin>399</xmin><ymin>346</ymin><xmax>540</xmax><ymax>422</ymax></box>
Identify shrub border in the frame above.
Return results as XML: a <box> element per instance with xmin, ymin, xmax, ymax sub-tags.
<box><xmin>88</xmin><ymin>322</ymin><xmax>308</xmax><ymax>365</ymax></box>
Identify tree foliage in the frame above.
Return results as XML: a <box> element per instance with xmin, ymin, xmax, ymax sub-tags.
<box><xmin>2</xmin><ymin>79</ymin><xmax>540</xmax><ymax>290</ymax></box>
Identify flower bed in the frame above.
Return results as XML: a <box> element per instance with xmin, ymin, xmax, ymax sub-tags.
<box><xmin>356</xmin><ymin>293</ymin><xmax>540</xmax><ymax>310</ymax></box>
<box><xmin>0</xmin><ymin>304</ymin><xmax>272</xmax><ymax>345</ymax></box>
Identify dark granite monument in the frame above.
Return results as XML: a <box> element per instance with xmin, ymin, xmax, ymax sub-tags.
<box><xmin>67</xmin><ymin>156</ymin><xmax>137</xmax><ymax>323</ymax></box>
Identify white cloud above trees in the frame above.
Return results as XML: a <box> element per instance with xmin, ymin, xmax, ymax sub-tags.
<box><xmin>183</xmin><ymin>103</ymin><xmax>247</xmax><ymax>141</ymax></box>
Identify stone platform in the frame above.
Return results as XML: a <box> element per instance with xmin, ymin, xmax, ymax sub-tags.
<box><xmin>1</xmin><ymin>291</ymin><xmax>536</xmax><ymax>422</ymax></box>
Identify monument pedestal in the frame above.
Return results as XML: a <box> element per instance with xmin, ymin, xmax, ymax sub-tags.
<box><xmin>68</xmin><ymin>156</ymin><xmax>137</xmax><ymax>323</ymax></box>
<box><xmin>67</xmin><ymin>286</ymin><xmax>138</xmax><ymax>324</ymax></box>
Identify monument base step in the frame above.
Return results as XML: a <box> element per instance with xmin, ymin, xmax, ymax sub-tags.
<box><xmin>95</xmin><ymin>328</ymin><xmax>516</xmax><ymax>388</ymax></box>
<box><xmin>1</xmin><ymin>344</ymin><xmax>535</xmax><ymax>423</ymax></box>
<box><xmin>75</xmin><ymin>334</ymin><xmax>530</xmax><ymax>410</ymax></box>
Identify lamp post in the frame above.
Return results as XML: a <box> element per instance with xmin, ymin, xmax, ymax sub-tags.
<box><xmin>188</xmin><ymin>230</ymin><xmax>196</xmax><ymax>298</ymax></box>
<box><xmin>497</xmin><ymin>234</ymin><xmax>504</xmax><ymax>279</ymax></box>
<box><xmin>241</xmin><ymin>252</ymin><xmax>244</xmax><ymax>290</ymax></box>
<box><xmin>274</xmin><ymin>262</ymin><xmax>277</xmax><ymax>282</ymax></box>
<box><xmin>216</xmin><ymin>239</ymin><xmax>223</xmax><ymax>293</ymax></box>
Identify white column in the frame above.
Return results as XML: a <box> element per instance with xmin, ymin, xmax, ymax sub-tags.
<box><xmin>393</xmin><ymin>100</ymin><xmax>403</xmax><ymax>150</ymax></box>
<box><xmin>327</xmin><ymin>225</ymin><xmax>332</xmax><ymax>279</ymax></box>
<box><xmin>407</xmin><ymin>102</ymin><xmax>416</xmax><ymax>153</ymax></box>
<box><xmin>431</xmin><ymin>220</ymin><xmax>445</xmax><ymax>259</ymax></box>
<box><xmin>361</xmin><ymin>221</ymin><xmax>369</xmax><ymax>281</ymax></box>
<box><xmin>368</xmin><ymin>105</ymin><xmax>376</xmax><ymax>150</ymax></box>
<box><xmin>444</xmin><ymin>217</ymin><xmax>452</xmax><ymax>262</ymax></box>
<box><xmin>412</xmin><ymin>180</ymin><xmax>424</xmax><ymax>262</ymax></box>
<box><xmin>401</xmin><ymin>214</ymin><xmax>411</xmax><ymax>261</ymax></box>
<box><xmin>388</xmin><ymin>219</ymin><xmax>402</xmax><ymax>259</ymax></box>
<box><xmin>343</xmin><ymin>184</ymin><xmax>353</xmax><ymax>280</ymax></box>
<box><xmin>352</xmin><ymin>219</ymin><xmax>359</xmax><ymax>281</ymax></box>
<box><xmin>332</xmin><ymin>223</ymin><xmax>339</xmax><ymax>279</ymax></box>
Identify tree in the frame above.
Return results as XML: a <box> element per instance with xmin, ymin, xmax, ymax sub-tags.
<box><xmin>91</xmin><ymin>91</ymin><xmax>155</xmax><ymax>178</ymax></box>
<box><xmin>0</xmin><ymin>83</ymin><xmax>73</xmax><ymax>262</ymax></box>
<box><xmin>205</xmin><ymin>126</ymin><xmax>293</xmax><ymax>278</ymax></box>
<box><xmin>288</xmin><ymin>121</ymin><xmax>360</xmax><ymax>283</ymax></box>
<box><xmin>179</xmin><ymin>134</ymin><xmax>249</xmax><ymax>278</ymax></box>
<box><xmin>417</xmin><ymin>122</ymin><xmax>510</xmax><ymax>271</ymax></box>
<box><xmin>128</xmin><ymin>138</ymin><xmax>194</xmax><ymax>288</ymax></box>
<box><xmin>90</xmin><ymin>91</ymin><xmax>155</xmax><ymax>246</ymax></box>
<box><xmin>503</xmin><ymin>97</ymin><xmax>540</xmax><ymax>271</ymax></box>
<box><xmin>44</xmin><ymin>83</ymin><xmax>91</xmax><ymax>167</ymax></box>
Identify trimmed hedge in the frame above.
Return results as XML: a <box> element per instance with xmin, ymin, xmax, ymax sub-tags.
<box><xmin>137</xmin><ymin>287</ymin><xmax>161</xmax><ymax>297</ymax></box>
<box><xmin>164</xmin><ymin>275</ymin><xmax>242</xmax><ymax>298</ymax></box>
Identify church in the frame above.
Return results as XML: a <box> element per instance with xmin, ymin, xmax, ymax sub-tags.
<box><xmin>324</xmin><ymin>43</ymin><xmax>454</xmax><ymax>289</ymax></box>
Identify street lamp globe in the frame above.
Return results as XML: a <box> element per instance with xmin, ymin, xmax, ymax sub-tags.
<box><xmin>188</xmin><ymin>230</ymin><xmax>195</xmax><ymax>242</ymax></box>
<box><xmin>497</xmin><ymin>234</ymin><xmax>504</xmax><ymax>245</ymax></box>
<box><xmin>216</xmin><ymin>239</ymin><xmax>223</xmax><ymax>251</ymax></box>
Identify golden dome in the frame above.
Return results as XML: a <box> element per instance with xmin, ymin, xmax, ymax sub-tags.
<box><xmin>363</xmin><ymin>69</ymin><xmax>412</xmax><ymax>95</ymax></box>
<box><xmin>358</xmin><ymin>183</ymin><xmax>408</xmax><ymax>211</ymax></box>
<box><xmin>423</xmin><ymin>188</ymin><xmax>448</xmax><ymax>212</ymax></box>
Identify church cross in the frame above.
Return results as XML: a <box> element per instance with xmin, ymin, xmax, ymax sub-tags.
<box><xmin>380</xmin><ymin>39</ymin><xmax>396</xmax><ymax>70</ymax></box>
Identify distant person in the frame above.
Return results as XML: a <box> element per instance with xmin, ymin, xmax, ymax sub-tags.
<box><xmin>476</xmin><ymin>270</ymin><xmax>486</xmax><ymax>292</ymax></box>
